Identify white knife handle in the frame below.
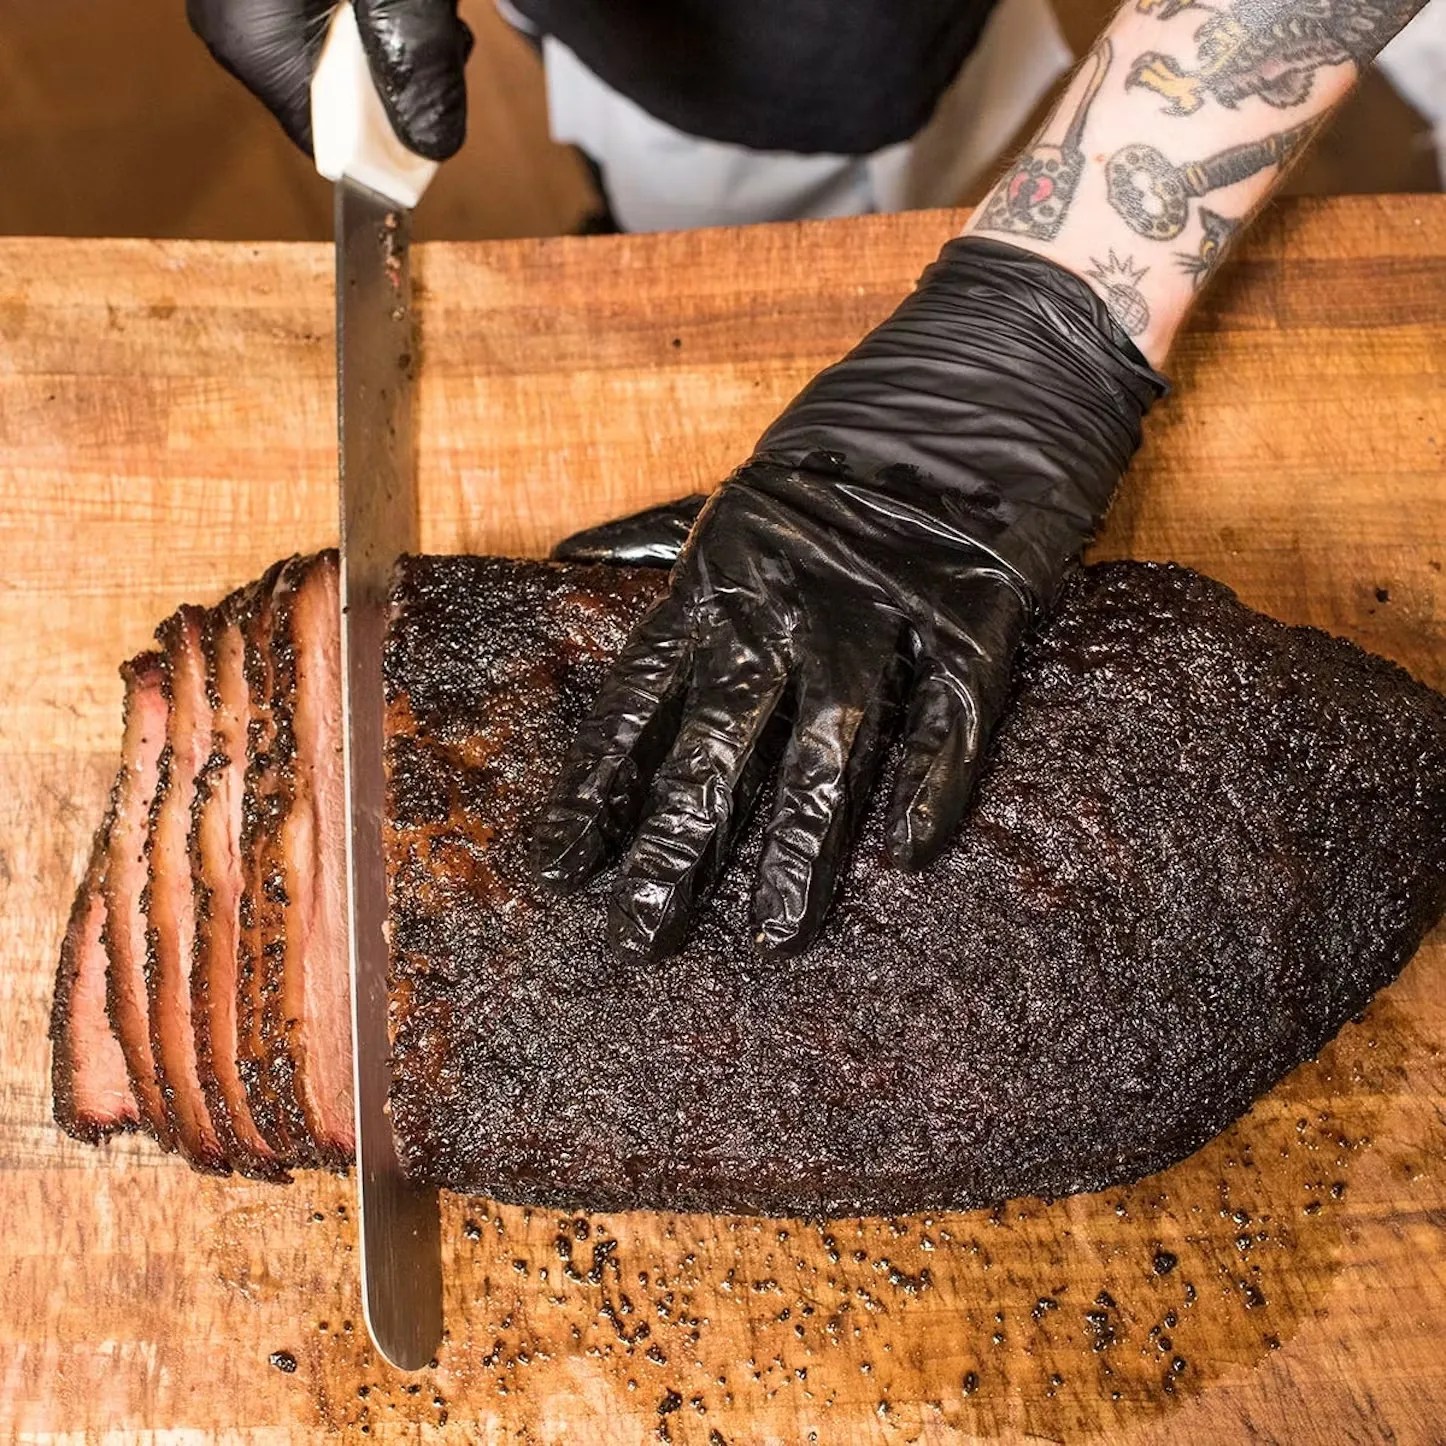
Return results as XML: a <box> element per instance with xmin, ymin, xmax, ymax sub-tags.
<box><xmin>310</xmin><ymin>3</ymin><xmax>439</xmax><ymax>209</ymax></box>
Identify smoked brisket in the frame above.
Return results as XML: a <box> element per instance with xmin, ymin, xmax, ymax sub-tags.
<box><xmin>101</xmin><ymin>652</ymin><xmax>174</xmax><ymax>1147</ymax></box>
<box><xmin>51</xmin><ymin>808</ymin><xmax>139</xmax><ymax>1143</ymax></box>
<box><xmin>236</xmin><ymin>559</ymin><xmax>313</xmax><ymax>1163</ymax></box>
<box><xmin>191</xmin><ymin>582</ymin><xmax>289</xmax><ymax>1180</ymax></box>
<box><xmin>383</xmin><ymin>558</ymin><xmax>1446</xmax><ymax>1216</ymax></box>
<box><xmin>146</xmin><ymin>607</ymin><xmax>229</xmax><ymax>1174</ymax></box>
<box><xmin>52</xmin><ymin>554</ymin><xmax>1446</xmax><ymax>1216</ymax></box>
<box><xmin>266</xmin><ymin>552</ymin><xmax>353</xmax><ymax>1165</ymax></box>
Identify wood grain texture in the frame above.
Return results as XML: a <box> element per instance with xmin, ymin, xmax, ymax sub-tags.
<box><xmin>0</xmin><ymin>196</ymin><xmax>1442</xmax><ymax>1444</ymax></box>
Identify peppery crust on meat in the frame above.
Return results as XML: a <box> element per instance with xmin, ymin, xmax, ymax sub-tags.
<box><xmin>102</xmin><ymin>651</ymin><xmax>175</xmax><ymax>1148</ymax></box>
<box><xmin>268</xmin><ymin>550</ymin><xmax>353</xmax><ymax>1167</ymax></box>
<box><xmin>51</xmin><ymin>800</ymin><xmax>140</xmax><ymax>1144</ymax></box>
<box><xmin>53</xmin><ymin>553</ymin><xmax>1446</xmax><ymax>1211</ymax></box>
<box><xmin>237</xmin><ymin>557</ymin><xmax>316</xmax><ymax>1164</ymax></box>
<box><xmin>191</xmin><ymin>576</ymin><xmax>292</xmax><ymax>1181</ymax></box>
<box><xmin>382</xmin><ymin>557</ymin><xmax>1446</xmax><ymax>1217</ymax></box>
<box><xmin>146</xmin><ymin>606</ymin><xmax>230</xmax><ymax>1174</ymax></box>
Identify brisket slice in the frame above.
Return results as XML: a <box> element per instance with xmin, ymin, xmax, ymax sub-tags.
<box><xmin>145</xmin><ymin>606</ymin><xmax>230</xmax><ymax>1174</ymax></box>
<box><xmin>190</xmin><ymin>577</ymin><xmax>291</xmax><ymax>1180</ymax></box>
<box><xmin>101</xmin><ymin>652</ymin><xmax>174</xmax><ymax>1147</ymax></box>
<box><xmin>51</xmin><ymin>807</ymin><xmax>139</xmax><ymax>1143</ymax></box>
<box><xmin>237</xmin><ymin>558</ymin><xmax>314</xmax><ymax>1162</ymax></box>
<box><xmin>384</xmin><ymin>557</ymin><xmax>1446</xmax><ymax>1217</ymax></box>
<box><xmin>266</xmin><ymin>550</ymin><xmax>353</xmax><ymax>1164</ymax></box>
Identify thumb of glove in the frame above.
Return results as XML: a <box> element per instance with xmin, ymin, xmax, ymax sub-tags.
<box><xmin>354</xmin><ymin>0</ymin><xmax>473</xmax><ymax>161</ymax></box>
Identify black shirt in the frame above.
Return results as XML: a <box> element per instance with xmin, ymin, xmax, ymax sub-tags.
<box><xmin>510</xmin><ymin>0</ymin><xmax>1001</xmax><ymax>156</ymax></box>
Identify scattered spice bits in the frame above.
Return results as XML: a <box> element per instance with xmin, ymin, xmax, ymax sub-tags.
<box><xmin>657</xmin><ymin>1390</ymin><xmax>683</xmax><ymax>1416</ymax></box>
<box><xmin>1084</xmin><ymin>1306</ymin><xmax>1117</xmax><ymax>1353</ymax></box>
<box><xmin>463</xmin><ymin>1219</ymin><xmax>482</xmax><ymax>1240</ymax></box>
<box><xmin>962</xmin><ymin>1371</ymin><xmax>980</xmax><ymax>1396</ymax></box>
<box><xmin>1152</xmin><ymin>1249</ymin><xmax>1178</xmax><ymax>1275</ymax></box>
<box><xmin>1032</xmin><ymin>1296</ymin><xmax>1060</xmax><ymax>1321</ymax></box>
<box><xmin>268</xmin><ymin>1350</ymin><xmax>298</xmax><ymax>1373</ymax></box>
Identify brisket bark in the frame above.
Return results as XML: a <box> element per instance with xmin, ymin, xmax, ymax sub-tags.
<box><xmin>51</xmin><ymin>807</ymin><xmax>139</xmax><ymax>1143</ymax></box>
<box><xmin>267</xmin><ymin>551</ymin><xmax>353</xmax><ymax>1164</ymax></box>
<box><xmin>102</xmin><ymin>652</ymin><xmax>174</xmax><ymax>1147</ymax></box>
<box><xmin>237</xmin><ymin>558</ymin><xmax>313</xmax><ymax>1162</ymax></box>
<box><xmin>51</xmin><ymin>553</ymin><xmax>1446</xmax><ymax>1212</ymax></box>
<box><xmin>383</xmin><ymin>557</ymin><xmax>1446</xmax><ymax>1217</ymax></box>
<box><xmin>146</xmin><ymin>607</ymin><xmax>230</xmax><ymax>1174</ymax></box>
<box><xmin>191</xmin><ymin>581</ymin><xmax>290</xmax><ymax>1180</ymax></box>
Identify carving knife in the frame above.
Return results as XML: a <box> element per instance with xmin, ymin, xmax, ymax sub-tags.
<box><xmin>311</xmin><ymin>3</ymin><xmax>442</xmax><ymax>1371</ymax></box>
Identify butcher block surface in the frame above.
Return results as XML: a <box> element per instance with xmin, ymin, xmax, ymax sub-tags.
<box><xmin>0</xmin><ymin>196</ymin><xmax>1442</xmax><ymax>1444</ymax></box>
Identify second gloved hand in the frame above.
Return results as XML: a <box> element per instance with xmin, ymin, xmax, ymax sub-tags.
<box><xmin>188</xmin><ymin>0</ymin><xmax>473</xmax><ymax>159</ymax></box>
<box><xmin>533</xmin><ymin>239</ymin><xmax>1167</xmax><ymax>961</ymax></box>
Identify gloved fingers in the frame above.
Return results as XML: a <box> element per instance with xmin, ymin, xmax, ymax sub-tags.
<box><xmin>188</xmin><ymin>0</ymin><xmax>334</xmax><ymax>153</ymax></box>
<box><xmin>530</xmin><ymin>600</ymin><xmax>692</xmax><ymax>893</ymax></box>
<box><xmin>751</xmin><ymin>645</ymin><xmax>904</xmax><ymax>956</ymax></box>
<box><xmin>550</xmin><ymin>495</ymin><xmax>711</xmax><ymax>568</ymax></box>
<box><xmin>354</xmin><ymin>0</ymin><xmax>473</xmax><ymax>161</ymax></box>
<box><xmin>610</xmin><ymin>646</ymin><xmax>790</xmax><ymax>961</ymax></box>
<box><xmin>884</xmin><ymin>665</ymin><xmax>989</xmax><ymax>872</ymax></box>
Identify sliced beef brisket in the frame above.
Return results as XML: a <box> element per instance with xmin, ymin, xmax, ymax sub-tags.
<box><xmin>267</xmin><ymin>550</ymin><xmax>353</xmax><ymax>1164</ymax></box>
<box><xmin>191</xmin><ymin>577</ymin><xmax>291</xmax><ymax>1180</ymax></box>
<box><xmin>51</xmin><ymin>808</ymin><xmax>139</xmax><ymax>1143</ymax></box>
<box><xmin>237</xmin><ymin>558</ymin><xmax>314</xmax><ymax>1162</ymax></box>
<box><xmin>383</xmin><ymin>557</ymin><xmax>1446</xmax><ymax>1217</ymax></box>
<box><xmin>102</xmin><ymin>652</ymin><xmax>174</xmax><ymax>1148</ymax></box>
<box><xmin>146</xmin><ymin>606</ymin><xmax>230</xmax><ymax>1174</ymax></box>
<box><xmin>53</xmin><ymin>554</ymin><xmax>1446</xmax><ymax>1215</ymax></box>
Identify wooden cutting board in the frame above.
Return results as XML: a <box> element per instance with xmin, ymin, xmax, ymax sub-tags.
<box><xmin>0</xmin><ymin>196</ymin><xmax>1441</xmax><ymax>1445</ymax></box>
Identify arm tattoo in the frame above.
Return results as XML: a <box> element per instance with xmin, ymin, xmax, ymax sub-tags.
<box><xmin>1105</xmin><ymin>118</ymin><xmax>1319</xmax><ymax>239</ymax></box>
<box><xmin>974</xmin><ymin>40</ymin><xmax>1113</xmax><ymax>241</ymax></box>
<box><xmin>1177</xmin><ymin>208</ymin><xmax>1241</xmax><ymax>286</ymax></box>
<box><xmin>1086</xmin><ymin>252</ymin><xmax>1152</xmax><ymax>334</ymax></box>
<box><xmin>1128</xmin><ymin>0</ymin><xmax>1427</xmax><ymax>117</ymax></box>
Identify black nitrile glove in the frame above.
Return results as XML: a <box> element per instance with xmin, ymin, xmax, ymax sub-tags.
<box><xmin>532</xmin><ymin>238</ymin><xmax>1168</xmax><ymax>962</ymax></box>
<box><xmin>553</xmin><ymin>497</ymin><xmax>709</xmax><ymax>568</ymax></box>
<box><xmin>188</xmin><ymin>0</ymin><xmax>473</xmax><ymax>159</ymax></box>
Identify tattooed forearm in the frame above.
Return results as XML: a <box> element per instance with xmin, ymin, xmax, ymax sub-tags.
<box><xmin>1105</xmin><ymin>118</ymin><xmax>1319</xmax><ymax>240</ymax></box>
<box><xmin>974</xmin><ymin>40</ymin><xmax>1112</xmax><ymax>240</ymax></box>
<box><xmin>1176</xmin><ymin>208</ymin><xmax>1240</xmax><ymax>287</ymax></box>
<box><xmin>1128</xmin><ymin>0</ymin><xmax>1426</xmax><ymax>117</ymax></box>
<box><xmin>1136</xmin><ymin>0</ymin><xmax>1201</xmax><ymax>17</ymax></box>
<box><xmin>963</xmin><ymin>0</ymin><xmax>1427</xmax><ymax>361</ymax></box>
<box><xmin>1086</xmin><ymin>252</ymin><xmax>1152</xmax><ymax>335</ymax></box>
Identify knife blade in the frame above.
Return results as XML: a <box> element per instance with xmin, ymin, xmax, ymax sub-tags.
<box><xmin>335</xmin><ymin>176</ymin><xmax>441</xmax><ymax>1373</ymax></box>
<box><xmin>314</xmin><ymin>2</ymin><xmax>443</xmax><ymax>1372</ymax></box>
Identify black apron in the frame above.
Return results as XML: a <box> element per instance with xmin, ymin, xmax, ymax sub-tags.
<box><xmin>508</xmin><ymin>0</ymin><xmax>1002</xmax><ymax>155</ymax></box>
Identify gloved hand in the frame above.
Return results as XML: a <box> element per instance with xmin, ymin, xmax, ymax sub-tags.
<box><xmin>188</xmin><ymin>0</ymin><xmax>473</xmax><ymax>159</ymax></box>
<box><xmin>532</xmin><ymin>238</ymin><xmax>1167</xmax><ymax>961</ymax></box>
<box><xmin>552</xmin><ymin>496</ymin><xmax>709</xmax><ymax>567</ymax></box>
